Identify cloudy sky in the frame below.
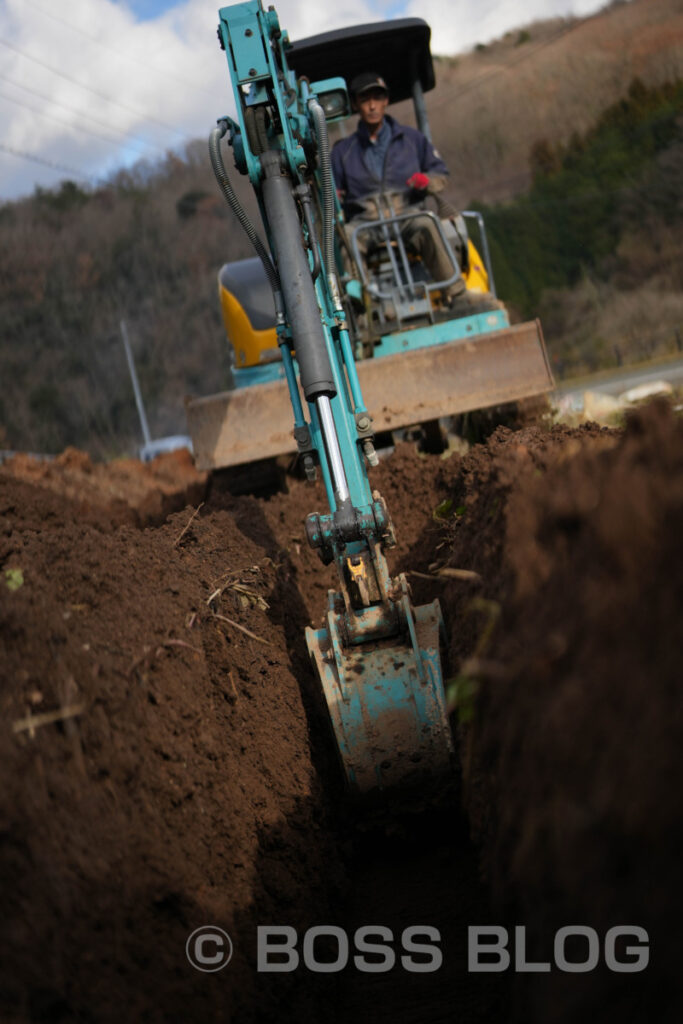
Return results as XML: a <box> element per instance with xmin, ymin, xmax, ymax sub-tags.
<box><xmin>0</xmin><ymin>0</ymin><xmax>612</xmax><ymax>200</ymax></box>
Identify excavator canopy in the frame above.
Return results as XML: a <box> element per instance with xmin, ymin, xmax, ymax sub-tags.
<box><xmin>287</xmin><ymin>18</ymin><xmax>435</xmax><ymax>104</ymax></box>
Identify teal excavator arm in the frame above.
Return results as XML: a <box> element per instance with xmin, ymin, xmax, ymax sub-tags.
<box><xmin>212</xmin><ymin>0</ymin><xmax>453</xmax><ymax>792</ymax></box>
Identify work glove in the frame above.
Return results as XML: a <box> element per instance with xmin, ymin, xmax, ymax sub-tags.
<box><xmin>406</xmin><ymin>172</ymin><xmax>430</xmax><ymax>191</ymax></box>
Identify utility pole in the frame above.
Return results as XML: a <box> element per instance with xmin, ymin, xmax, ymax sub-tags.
<box><xmin>120</xmin><ymin>319</ymin><xmax>152</xmax><ymax>447</ymax></box>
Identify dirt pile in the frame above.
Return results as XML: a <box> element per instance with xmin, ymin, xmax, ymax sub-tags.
<box><xmin>0</xmin><ymin>468</ymin><xmax>342</xmax><ymax>1023</ymax></box>
<box><xmin>3</xmin><ymin>446</ymin><xmax>207</xmax><ymax>528</ymax></box>
<box><xmin>429</xmin><ymin>400</ymin><xmax>683</xmax><ymax>1022</ymax></box>
<box><xmin>1</xmin><ymin>402</ymin><xmax>681</xmax><ymax>1023</ymax></box>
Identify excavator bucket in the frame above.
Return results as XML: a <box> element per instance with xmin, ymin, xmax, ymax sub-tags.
<box><xmin>306</xmin><ymin>589</ymin><xmax>453</xmax><ymax>792</ymax></box>
<box><xmin>186</xmin><ymin>319</ymin><xmax>554</xmax><ymax>471</ymax></box>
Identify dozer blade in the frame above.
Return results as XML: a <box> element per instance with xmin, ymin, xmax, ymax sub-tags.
<box><xmin>185</xmin><ymin>373</ymin><xmax>297</xmax><ymax>472</ymax></box>
<box><xmin>186</xmin><ymin>319</ymin><xmax>553</xmax><ymax>471</ymax></box>
<box><xmin>306</xmin><ymin>594</ymin><xmax>453</xmax><ymax>793</ymax></box>
<box><xmin>358</xmin><ymin>318</ymin><xmax>554</xmax><ymax>434</ymax></box>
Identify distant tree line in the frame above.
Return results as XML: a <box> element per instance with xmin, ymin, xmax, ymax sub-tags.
<box><xmin>0</xmin><ymin>145</ymin><xmax>256</xmax><ymax>456</ymax></box>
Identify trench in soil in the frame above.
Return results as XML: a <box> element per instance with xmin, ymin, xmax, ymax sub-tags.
<box><xmin>209</xmin><ymin>450</ymin><xmax>509</xmax><ymax>1022</ymax></box>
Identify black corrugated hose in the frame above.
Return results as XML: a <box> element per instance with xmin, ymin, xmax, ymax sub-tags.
<box><xmin>307</xmin><ymin>98</ymin><xmax>335</xmax><ymax>274</ymax></box>
<box><xmin>208</xmin><ymin>121</ymin><xmax>284</xmax><ymax>317</ymax></box>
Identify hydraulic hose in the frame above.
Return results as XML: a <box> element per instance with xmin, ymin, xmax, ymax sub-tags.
<box><xmin>307</xmin><ymin>98</ymin><xmax>335</xmax><ymax>276</ymax></box>
<box><xmin>208</xmin><ymin>121</ymin><xmax>284</xmax><ymax>317</ymax></box>
<box><xmin>297</xmin><ymin>187</ymin><xmax>321</xmax><ymax>281</ymax></box>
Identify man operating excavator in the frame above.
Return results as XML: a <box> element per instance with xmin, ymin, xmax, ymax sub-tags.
<box><xmin>331</xmin><ymin>71</ymin><xmax>500</xmax><ymax>315</ymax></box>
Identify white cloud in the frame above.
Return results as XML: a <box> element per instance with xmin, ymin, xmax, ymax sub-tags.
<box><xmin>0</xmin><ymin>0</ymin><xmax>612</xmax><ymax>200</ymax></box>
<box><xmin>267</xmin><ymin>0</ymin><xmax>380</xmax><ymax>37</ymax></box>
<box><xmin>403</xmin><ymin>0</ymin><xmax>610</xmax><ymax>55</ymax></box>
<box><xmin>0</xmin><ymin>0</ymin><xmax>227</xmax><ymax>198</ymax></box>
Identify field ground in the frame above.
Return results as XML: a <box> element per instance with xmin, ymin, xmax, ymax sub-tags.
<box><xmin>1</xmin><ymin>400</ymin><xmax>682</xmax><ymax>1022</ymax></box>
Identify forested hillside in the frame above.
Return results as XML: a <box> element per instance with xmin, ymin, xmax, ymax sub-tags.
<box><xmin>421</xmin><ymin>0</ymin><xmax>683</xmax><ymax>203</ymax></box>
<box><xmin>480</xmin><ymin>77</ymin><xmax>683</xmax><ymax>375</ymax></box>
<box><xmin>1</xmin><ymin>0</ymin><xmax>681</xmax><ymax>457</ymax></box>
<box><xmin>0</xmin><ymin>147</ymin><xmax>256</xmax><ymax>455</ymax></box>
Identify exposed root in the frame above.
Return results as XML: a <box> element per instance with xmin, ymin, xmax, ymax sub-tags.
<box><xmin>212</xmin><ymin>612</ymin><xmax>271</xmax><ymax>645</ymax></box>
<box><xmin>172</xmin><ymin>501</ymin><xmax>204</xmax><ymax>547</ymax></box>
<box><xmin>13</xmin><ymin>703</ymin><xmax>86</xmax><ymax>737</ymax></box>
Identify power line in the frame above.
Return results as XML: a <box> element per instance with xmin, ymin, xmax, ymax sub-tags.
<box><xmin>23</xmin><ymin>0</ymin><xmax>216</xmax><ymax>100</ymax></box>
<box><xmin>0</xmin><ymin>86</ymin><xmax>167</xmax><ymax>158</ymax></box>
<box><xmin>0</xmin><ymin>73</ymin><xmax>167</xmax><ymax>157</ymax></box>
<box><xmin>0</xmin><ymin>35</ymin><xmax>191</xmax><ymax>141</ymax></box>
<box><xmin>0</xmin><ymin>142</ymin><xmax>92</xmax><ymax>183</ymax></box>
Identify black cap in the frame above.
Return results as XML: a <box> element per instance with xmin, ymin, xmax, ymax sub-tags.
<box><xmin>349</xmin><ymin>72</ymin><xmax>389</xmax><ymax>98</ymax></box>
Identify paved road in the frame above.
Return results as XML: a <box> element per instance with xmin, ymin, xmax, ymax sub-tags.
<box><xmin>554</xmin><ymin>356</ymin><xmax>683</xmax><ymax>399</ymax></box>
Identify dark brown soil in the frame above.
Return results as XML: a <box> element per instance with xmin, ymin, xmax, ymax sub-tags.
<box><xmin>1</xmin><ymin>401</ymin><xmax>681</xmax><ymax>1023</ymax></box>
<box><xmin>0</xmin><ymin>454</ymin><xmax>341</xmax><ymax>1023</ymax></box>
<box><xmin>427</xmin><ymin>400</ymin><xmax>683</xmax><ymax>1022</ymax></box>
<box><xmin>2</xmin><ymin>447</ymin><xmax>208</xmax><ymax>529</ymax></box>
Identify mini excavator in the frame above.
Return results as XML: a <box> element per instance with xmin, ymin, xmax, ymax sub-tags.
<box><xmin>191</xmin><ymin>1</ymin><xmax>553</xmax><ymax>792</ymax></box>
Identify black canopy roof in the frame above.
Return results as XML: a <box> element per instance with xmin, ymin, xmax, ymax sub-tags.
<box><xmin>287</xmin><ymin>19</ymin><xmax>434</xmax><ymax>105</ymax></box>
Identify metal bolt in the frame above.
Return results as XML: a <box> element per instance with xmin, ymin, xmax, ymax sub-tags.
<box><xmin>245</xmin><ymin>28</ymin><xmax>252</xmax><ymax>36</ymax></box>
<box><xmin>303</xmin><ymin>455</ymin><xmax>317</xmax><ymax>482</ymax></box>
<box><xmin>363</xmin><ymin>440</ymin><xmax>379</xmax><ymax>467</ymax></box>
<box><xmin>357</xmin><ymin>415</ymin><xmax>370</xmax><ymax>431</ymax></box>
<box><xmin>249</xmin><ymin>68</ymin><xmax>257</xmax><ymax>76</ymax></box>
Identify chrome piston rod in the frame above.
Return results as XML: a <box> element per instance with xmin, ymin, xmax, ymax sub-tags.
<box><xmin>316</xmin><ymin>395</ymin><xmax>350</xmax><ymax>505</ymax></box>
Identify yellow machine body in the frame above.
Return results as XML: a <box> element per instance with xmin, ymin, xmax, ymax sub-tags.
<box><xmin>220</xmin><ymin>239</ymin><xmax>491</xmax><ymax>370</ymax></box>
<box><xmin>219</xmin><ymin>275</ymin><xmax>277</xmax><ymax>368</ymax></box>
<box><xmin>463</xmin><ymin>239</ymin><xmax>490</xmax><ymax>293</ymax></box>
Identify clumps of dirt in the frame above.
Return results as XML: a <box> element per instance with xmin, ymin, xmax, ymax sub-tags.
<box><xmin>0</xmin><ymin>469</ymin><xmax>343</xmax><ymax>1023</ymax></box>
<box><xmin>431</xmin><ymin>400</ymin><xmax>683</xmax><ymax>1022</ymax></box>
<box><xmin>2</xmin><ymin>446</ymin><xmax>207</xmax><ymax>528</ymax></box>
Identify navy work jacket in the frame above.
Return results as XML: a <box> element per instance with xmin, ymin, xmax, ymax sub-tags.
<box><xmin>331</xmin><ymin>114</ymin><xmax>448</xmax><ymax>220</ymax></box>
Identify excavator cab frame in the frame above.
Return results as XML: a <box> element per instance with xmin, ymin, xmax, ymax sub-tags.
<box><xmin>348</xmin><ymin>202</ymin><xmax>462</xmax><ymax>328</ymax></box>
<box><xmin>290</xmin><ymin>19</ymin><xmax>484</xmax><ymax>339</ymax></box>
